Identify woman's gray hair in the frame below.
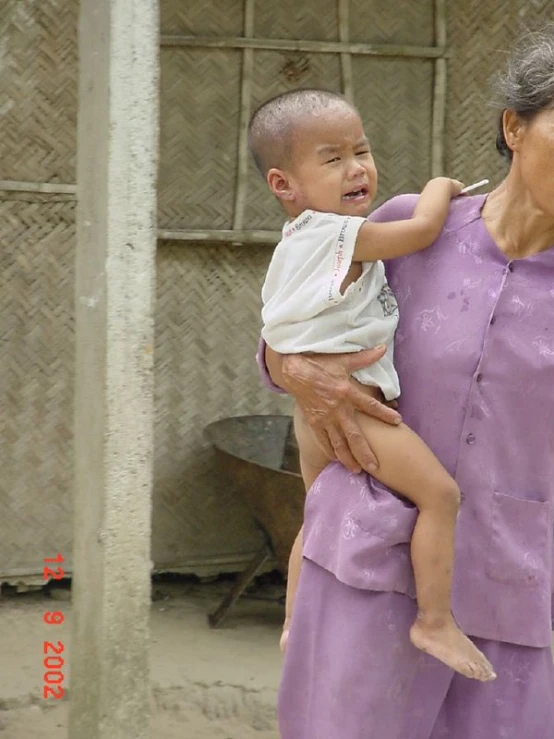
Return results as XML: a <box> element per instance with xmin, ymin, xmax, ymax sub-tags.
<box><xmin>494</xmin><ymin>25</ymin><xmax>554</xmax><ymax>160</ymax></box>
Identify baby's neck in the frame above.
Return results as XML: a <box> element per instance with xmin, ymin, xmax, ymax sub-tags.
<box><xmin>282</xmin><ymin>204</ymin><xmax>311</xmax><ymax>220</ymax></box>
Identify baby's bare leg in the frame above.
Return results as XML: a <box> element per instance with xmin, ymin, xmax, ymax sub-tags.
<box><xmin>279</xmin><ymin>406</ymin><xmax>333</xmax><ymax>653</ymax></box>
<box><xmin>352</xmin><ymin>412</ymin><xmax>495</xmax><ymax>681</ymax></box>
<box><xmin>293</xmin><ymin>404</ymin><xmax>332</xmax><ymax>492</ymax></box>
<box><xmin>280</xmin><ymin>526</ymin><xmax>303</xmax><ymax>653</ymax></box>
<box><xmin>289</xmin><ymin>403</ymin><xmax>495</xmax><ymax>680</ymax></box>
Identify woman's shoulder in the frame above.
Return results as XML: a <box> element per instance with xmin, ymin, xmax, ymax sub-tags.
<box><xmin>369</xmin><ymin>192</ymin><xmax>485</xmax><ymax>231</ymax></box>
<box><xmin>368</xmin><ymin>194</ymin><xmax>419</xmax><ymax>223</ymax></box>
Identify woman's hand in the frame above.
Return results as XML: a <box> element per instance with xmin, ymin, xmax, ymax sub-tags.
<box><xmin>267</xmin><ymin>346</ymin><xmax>402</xmax><ymax>473</ymax></box>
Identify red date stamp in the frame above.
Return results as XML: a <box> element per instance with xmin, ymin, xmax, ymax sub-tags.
<box><xmin>43</xmin><ymin>554</ymin><xmax>65</xmax><ymax>700</ymax></box>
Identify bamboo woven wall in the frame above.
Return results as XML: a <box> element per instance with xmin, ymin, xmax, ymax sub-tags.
<box><xmin>1</xmin><ymin>0</ymin><xmax>553</xmax><ymax>578</ymax></box>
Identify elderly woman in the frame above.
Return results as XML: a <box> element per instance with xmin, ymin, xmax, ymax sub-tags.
<box><xmin>259</xmin><ymin>28</ymin><xmax>554</xmax><ymax>739</ymax></box>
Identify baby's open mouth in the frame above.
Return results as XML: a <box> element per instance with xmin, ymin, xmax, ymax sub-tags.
<box><xmin>342</xmin><ymin>186</ymin><xmax>369</xmax><ymax>200</ymax></box>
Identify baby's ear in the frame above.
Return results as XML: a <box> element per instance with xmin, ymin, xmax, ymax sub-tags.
<box><xmin>267</xmin><ymin>168</ymin><xmax>295</xmax><ymax>201</ymax></box>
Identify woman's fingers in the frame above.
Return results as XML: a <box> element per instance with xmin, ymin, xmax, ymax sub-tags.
<box><xmin>279</xmin><ymin>347</ymin><xmax>400</xmax><ymax>471</ymax></box>
<box><xmin>326</xmin><ymin>424</ymin><xmax>364</xmax><ymax>473</ymax></box>
<box><xmin>349</xmin><ymin>384</ymin><xmax>402</xmax><ymax>425</ymax></box>
<box><xmin>312</xmin><ymin>425</ymin><xmax>337</xmax><ymax>462</ymax></box>
<box><xmin>330</xmin><ymin>411</ymin><xmax>379</xmax><ymax>473</ymax></box>
<box><xmin>343</xmin><ymin>345</ymin><xmax>387</xmax><ymax>374</ymax></box>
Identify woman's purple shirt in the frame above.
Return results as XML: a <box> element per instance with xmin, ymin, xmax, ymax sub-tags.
<box><xmin>257</xmin><ymin>194</ymin><xmax>554</xmax><ymax>647</ymax></box>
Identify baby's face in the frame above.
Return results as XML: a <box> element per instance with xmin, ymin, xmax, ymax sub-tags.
<box><xmin>284</xmin><ymin>108</ymin><xmax>378</xmax><ymax>217</ymax></box>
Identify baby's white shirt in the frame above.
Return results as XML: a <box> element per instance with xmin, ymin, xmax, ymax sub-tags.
<box><xmin>261</xmin><ymin>209</ymin><xmax>400</xmax><ymax>400</ymax></box>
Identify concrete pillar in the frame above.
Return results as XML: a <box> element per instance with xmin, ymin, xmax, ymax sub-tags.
<box><xmin>69</xmin><ymin>1</ymin><xmax>159</xmax><ymax>737</ymax></box>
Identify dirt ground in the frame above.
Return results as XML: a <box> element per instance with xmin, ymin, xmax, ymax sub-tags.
<box><xmin>0</xmin><ymin>575</ymin><xmax>283</xmax><ymax>738</ymax></box>
<box><xmin>0</xmin><ymin>703</ymin><xmax>279</xmax><ymax>738</ymax></box>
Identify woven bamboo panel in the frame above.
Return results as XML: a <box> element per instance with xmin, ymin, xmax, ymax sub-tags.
<box><xmin>0</xmin><ymin>0</ymin><xmax>77</xmax><ymax>184</ymax></box>
<box><xmin>158</xmin><ymin>47</ymin><xmax>242</xmax><ymax>230</ymax></box>
<box><xmin>161</xmin><ymin>0</ymin><xmax>245</xmax><ymax>35</ymax></box>
<box><xmin>244</xmin><ymin>51</ymin><xmax>344</xmax><ymax>229</ymax></box>
<box><xmin>446</xmin><ymin>1</ymin><xmax>554</xmax><ymax>185</ymax></box>
<box><xmin>253</xmin><ymin>0</ymin><xmax>338</xmax><ymax>40</ymax></box>
<box><xmin>353</xmin><ymin>58</ymin><xmax>434</xmax><ymax>208</ymax></box>
<box><xmin>0</xmin><ymin>198</ymin><xmax>76</xmax><ymax>577</ymax></box>
<box><xmin>152</xmin><ymin>242</ymin><xmax>292</xmax><ymax>569</ymax></box>
<box><xmin>349</xmin><ymin>0</ymin><xmax>434</xmax><ymax>45</ymax></box>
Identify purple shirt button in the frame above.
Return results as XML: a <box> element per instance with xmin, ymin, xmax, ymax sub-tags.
<box><xmin>508</xmin><ymin>263</ymin><xmax>514</xmax><ymax>272</ymax></box>
<box><xmin>466</xmin><ymin>433</ymin><xmax>476</xmax><ymax>444</ymax></box>
<box><xmin>489</xmin><ymin>316</ymin><xmax>496</xmax><ymax>325</ymax></box>
<box><xmin>476</xmin><ymin>373</ymin><xmax>483</xmax><ymax>382</ymax></box>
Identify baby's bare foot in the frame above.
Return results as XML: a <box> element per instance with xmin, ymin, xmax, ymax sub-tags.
<box><xmin>410</xmin><ymin>615</ymin><xmax>496</xmax><ymax>682</ymax></box>
<box><xmin>280</xmin><ymin>627</ymin><xmax>289</xmax><ymax>654</ymax></box>
<box><xmin>280</xmin><ymin>618</ymin><xmax>291</xmax><ymax>654</ymax></box>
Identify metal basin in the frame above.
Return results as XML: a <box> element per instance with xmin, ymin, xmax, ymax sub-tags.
<box><xmin>205</xmin><ymin>415</ymin><xmax>305</xmax><ymax>572</ymax></box>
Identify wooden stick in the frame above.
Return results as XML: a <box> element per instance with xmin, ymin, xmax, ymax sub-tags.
<box><xmin>160</xmin><ymin>35</ymin><xmax>449</xmax><ymax>60</ymax></box>
<box><xmin>157</xmin><ymin>228</ymin><xmax>280</xmax><ymax>245</ymax></box>
<box><xmin>337</xmin><ymin>0</ymin><xmax>354</xmax><ymax>102</ymax></box>
<box><xmin>233</xmin><ymin>0</ymin><xmax>255</xmax><ymax>231</ymax></box>
<box><xmin>0</xmin><ymin>180</ymin><xmax>77</xmax><ymax>195</ymax></box>
<box><xmin>431</xmin><ymin>0</ymin><xmax>448</xmax><ymax>176</ymax></box>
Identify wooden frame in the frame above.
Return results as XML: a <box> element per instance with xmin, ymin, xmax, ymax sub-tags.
<box><xmin>2</xmin><ymin>2</ymin><xmax>448</xmax><ymax>246</ymax></box>
<box><xmin>160</xmin><ymin>36</ymin><xmax>448</xmax><ymax>60</ymax></box>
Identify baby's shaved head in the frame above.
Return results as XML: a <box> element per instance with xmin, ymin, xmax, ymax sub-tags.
<box><xmin>248</xmin><ymin>89</ymin><xmax>356</xmax><ymax>176</ymax></box>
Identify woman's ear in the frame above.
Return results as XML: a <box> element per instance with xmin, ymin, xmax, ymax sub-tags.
<box><xmin>267</xmin><ymin>168</ymin><xmax>296</xmax><ymax>202</ymax></box>
<box><xmin>502</xmin><ymin>109</ymin><xmax>526</xmax><ymax>155</ymax></box>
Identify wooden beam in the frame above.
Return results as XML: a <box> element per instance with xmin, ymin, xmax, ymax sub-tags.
<box><xmin>157</xmin><ymin>228</ymin><xmax>279</xmax><ymax>245</ymax></box>
<box><xmin>431</xmin><ymin>0</ymin><xmax>448</xmax><ymax>176</ymax></box>
<box><xmin>232</xmin><ymin>0</ymin><xmax>255</xmax><ymax>231</ymax></box>
<box><xmin>160</xmin><ymin>35</ymin><xmax>450</xmax><ymax>60</ymax></box>
<box><xmin>337</xmin><ymin>0</ymin><xmax>354</xmax><ymax>102</ymax></box>
<box><xmin>0</xmin><ymin>180</ymin><xmax>77</xmax><ymax>195</ymax></box>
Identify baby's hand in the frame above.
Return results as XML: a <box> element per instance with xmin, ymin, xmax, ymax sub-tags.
<box><xmin>427</xmin><ymin>176</ymin><xmax>464</xmax><ymax>198</ymax></box>
<box><xmin>449</xmin><ymin>179</ymin><xmax>465</xmax><ymax>197</ymax></box>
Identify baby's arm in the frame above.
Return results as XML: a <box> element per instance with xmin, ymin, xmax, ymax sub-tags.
<box><xmin>352</xmin><ymin>177</ymin><xmax>463</xmax><ymax>262</ymax></box>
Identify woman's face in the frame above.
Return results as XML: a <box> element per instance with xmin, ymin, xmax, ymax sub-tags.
<box><xmin>508</xmin><ymin>106</ymin><xmax>554</xmax><ymax>219</ymax></box>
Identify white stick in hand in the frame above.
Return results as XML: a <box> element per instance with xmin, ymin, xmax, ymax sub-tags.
<box><xmin>460</xmin><ymin>178</ymin><xmax>489</xmax><ymax>194</ymax></box>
